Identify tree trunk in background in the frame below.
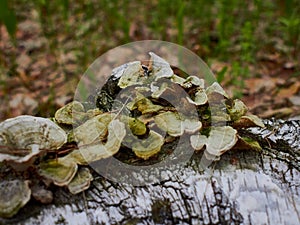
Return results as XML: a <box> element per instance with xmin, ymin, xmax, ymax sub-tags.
<box><xmin>1</xmin><ymin>120</ymin><xmax>300</xmax><ymax>225</ymax></box>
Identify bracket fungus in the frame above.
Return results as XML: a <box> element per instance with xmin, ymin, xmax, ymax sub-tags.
<box><xmin>205</xmin><ymin>126</ymin><xmax>238</xmax><ymax>156</ymax></box>
<box><xmin>190</xmin><ymin>134</ymin><xmax>207</xmax><ymax>151</ymax></box>
<box><xmin>170</xmin><ymin>74</ymin><xmax>186</xmax><ymax>86</ymax></box>
<box><xmin>38</xmin><ymin>157</ymin><xmax>78</xmax><ymax>186</ymax></box>
<box><xmin>0</xmin><ymin>51</ymin><xmax>268</xmax><ymax>218</ymax></box>
<box><xmin>206</xmin><ymin>82</ymin><xmax>229</xmax><ymax>98</ymax></box>
<box><xmin>74</xmin><ymin>117</ymin><xmax>107</xmax><ymax>145</ymax></box>
<box><xmin>187</xmin><ymin>88</ymin><xmax>208</xmax><ymax>106</ymax></box>
<box><xmin>67</xmin><ymin>167</ymin><xmax>93</xmax><ymax>195</ymax></box>
<box><xmin>191</xmin><ymin>126</ymin><xmax>238</xmax><ymax>159</ymax></box>
<box><xmin>79</xmin><ymin>119</ymin><xmax>126</xmax><ymax>162</ymax></box>
<box><xmin>154</xmin><ymin>111</ymin><xmax>202</xmax><ymax>137</ymax></box>
<box><xmin>127</xmin><ymin>93</ymin><xmax>163</xmax><ymax>114</ymax></box>
<box><xmin>0</xmin><ymin>180</ymin><xmax>31</xmax><ymax>218</ymax></box>
<box><xmin>132</xmin><ymin>130</ymin><xmax>164</xmax><ymax>160</ymax></box>
<box><xmin>63</xmin><ymin>150</ymin><xmax>88</xmax><ymax>166</ymax></box>
<box><xmin>151</xmin><ymin>81</ymin><xmax>170</xmax><ymax>98</ymax></box>
<box><xmin>0</xmin><ymin>115</ymin><xmax>67</xmax><ymax>170</ymax></box>
<box><xmin>74</xmin><ymin>113</ymin><xmax>115</xmax><ymax>145</ymax></box>
<box><xmin>54</xmin><ymin>101</ymin><xmax>85</xmax><ymax>125</ymax></box>
<box><xmin>235</xmin><ymin>136</ymin><xmax>262</xmax><ymax>151</ymax></box>
<box><xmin>117</xmin><ymin>61</ymin><xmax>144</xmax><ymax>88</ymax></box>
<box><xmin>182</xmin><ymin>76</ymin><xmax>205</xmax><ymax>88</ymax></box>
<box><xmin>233</xmin><ymin>114</ymin><xmax>265</xmax><ymax>128</ymax></box>
<box><xmin>149</xmin><ymin>52</ymin><xmax>174</xmax><ymax>80</ymax></box>
<box><xmin>187</xmin><ymin>81</ymin><xmax>229</xmax><ymax>107</ymax></box>
<box><xmin>226</xmin><ymin>99</ymin><xmax>248</xmax><ymax>121</ymax></box>
<box><xmin>170</xmin><ymin>74</ymin><xmax>205</xmax><ymax>89</ymax></box>
<box><xmin>121</xmin><ymin>116</ymin><xmax>147</xmax><ymax>136</ymax></box>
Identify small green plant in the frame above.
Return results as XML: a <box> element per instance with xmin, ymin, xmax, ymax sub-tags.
<box><xmin>215</xmin><ymin>0</ymin><xmax>237</xmax><ymax>59</ymax></box>
<box><xmin>240</xmin><ymin>21</ymin><xmax>255</xmax><ymax>65</ymax></box>
<box><xmin>279</xmin><ymin>14</ymin><xmax>300</xmax><ymax>56</ymax></box>
<box><xmin>230</xmin><ymin>62</ymin><xmax>247</xmax><ymax>98</ymax></box>
<box><xmin>216</xmin><ymin>66</ymin><xmax>228</xmax><ymax>83</ymax></box>
<box><xmin>0</xmin><ymin>0</ymin><xmax>17</xmax><ymax>40</ymax></box>
<box><xmin>176</xmin><ymin>0</ymin><xmax>185</xmax><ymax>45</ymax></box>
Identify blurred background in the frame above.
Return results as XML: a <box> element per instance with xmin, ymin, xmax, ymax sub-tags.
<box><xmin>0</xmin><ymin>0</ymin><xmax>299</xmax><ymax>121</ymax></box>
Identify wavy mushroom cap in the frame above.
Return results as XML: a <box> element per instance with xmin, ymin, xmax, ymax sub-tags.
<box><xmin>0</xmin><ymin>115</ymin><xmax>67</xmax><ymax>169</ymax></box>
<box><xmin>0</xmin><ymin>179</ymin><xmax>31</xmax><ymax>218</ymax></box>
<box><xmin>67</xmin><ymin>167</ymin><xmax>93</xmax><ymax>195</ymax></box>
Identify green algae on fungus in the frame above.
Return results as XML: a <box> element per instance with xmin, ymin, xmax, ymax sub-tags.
<box><xmin>132</xmin><ymin>130</ymin><xmax>164</xmax><ymax>160</ymax></box>
<box><xmin>226</xmin><ymin>99</ymin><xmax>248</xmax><ymax>121</ymax></box>
<box><xmin>55</xmin><ymin>101</ymin><xmax>85</xmax><ymax>125</ymax></box>
<box><xmin>235</xmin><ymin>136</ymin><xmax>262</xmax><ymax>151</ymax></box>
<box><xmin>38</xmin><ymin>158</ymin><xmax>78</xmax><ymax>186</ymax></box>
<box><xmin>127</xmin><ymin>92</ymin><xmax>163</xmax><ymax>114</ymax></box>
<box><xmin>121</xmin><ymin>116</ymin><xmax>147</xmax><ymax>136</ymax></box>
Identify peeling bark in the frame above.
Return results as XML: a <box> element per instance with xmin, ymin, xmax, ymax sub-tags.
<box><xmin>1</xmin><ymin>120</ymin><xmax>300</xmax><ymax>225</ymax></box>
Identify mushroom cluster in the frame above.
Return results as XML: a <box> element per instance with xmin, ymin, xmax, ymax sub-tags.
<box><xmin>0</xmin><ymin>115</ymin><xmax>93</xmax><ymax>217</ymax></box>
<box><xmin>91</xmin><ymin>52</ymin><xmax>265</xmax><ymax>160</ymax></box>
<box><xmin>0</xmin><ymin>52</ymin><xmax>265</xmax><ymax>218</ymax></box>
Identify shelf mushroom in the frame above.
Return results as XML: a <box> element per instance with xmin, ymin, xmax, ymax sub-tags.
<box><xmin>149</xmin><ymin>52</ymin><xmax>174</xmax><ymax>80</ymax></box>
<box><xmin>54</xmin><ymin>101</ymin><xmax>85</xmax><ymax>125</ymax></box>
<box><xmin>0</xmin><ymin>115</ymin><xmax>67</xmax><ymax>170</ymax></box>
<box><xmin>67</xmin><ymin>167</ymin><xmax>93</xmax><ymax>195</ymax></box>
<box><xmin>233</xmin><ymin>114</ymin><xmax>265</xmax><ymax>128</ymax></box>
<box><xmin>132</xmin><ymin>130</ymin><xmax>164</xmax><ymax>160</ymax></box>
<box><xmin>0</xmin><ymin>179</ymin><xmax>31</xmax><ymax>218</ymax></box>
<box><xmin>78</xmin><ymin>119</ymin><xmax>126</xmax><ymax>163</ymax></box>
<box><xmin>191</xmin><ymin>126</ymin><xmax>238</xmax><ymax>160</ymax></box>
<box><xmin>154</xmin><ymin>111</ymin><xmax>202</xmax><ymax>137</ymax></box>
<box><xmin>38</xmin><ymin>157</ymin><xmax>78</xmax><ymax>186</ymax></box>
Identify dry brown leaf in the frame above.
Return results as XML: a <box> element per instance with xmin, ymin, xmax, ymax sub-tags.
<box><xmin>276</xmin><ymin>82</ymin><xmax>300</xmax><ymax>98</ymax></box>
<box><xmin>259</xmin><ymin>107</ymin><xmax>294</xmax><ymax>118</ymax></box>
<box><xmin>244</xmin><ymin>77</ymin><xmax>286</xmax><ymax>95</ymax></box>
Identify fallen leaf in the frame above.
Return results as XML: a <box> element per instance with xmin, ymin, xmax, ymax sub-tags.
<box><xmin>259</xmin><ymin>107</ymin><xmax>294</xmax><ymax>118</ymax></box>
<box><xmin>245</xmin><ymin>78</ymin><xmax>270</xmax><ymax>94</ymax></box>
<box><xmin>276</xmin><ymin>82</ymin><xmax>300</xmax><ymax>98</ymax></box>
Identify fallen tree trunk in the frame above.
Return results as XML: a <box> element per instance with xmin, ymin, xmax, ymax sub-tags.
<box><xmin>1</xmin><ymin>120</ymin><xmax>300</xmax><ymax>225</ymax></box>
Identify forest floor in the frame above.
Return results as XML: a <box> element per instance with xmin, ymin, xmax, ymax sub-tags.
<box><xmin>0</xmin><ymin>1</ymin><xmax>299</xmax><ymax>121</ymax></box>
